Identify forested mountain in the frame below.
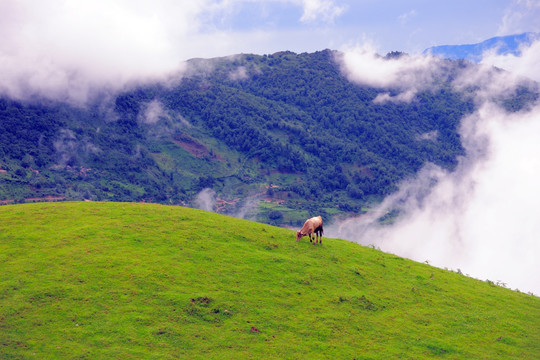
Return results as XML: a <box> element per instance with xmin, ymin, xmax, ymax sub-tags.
<box><xmin>0</xmin><ymin>50</ymin><xmax>535</xmax><ymax>225</ymax></box>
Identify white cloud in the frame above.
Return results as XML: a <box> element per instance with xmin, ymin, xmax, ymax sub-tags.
<box><xmin>329</xmin><ymin>102</ymin><xmax>540</xmax><ymax>294</ymax></box>
<box><xmin>340</xmin><ymin>38</ymin><xmax>539</xmax><ymax>105</ymax></box>
<box><xmin>139</xmin><ymin>100</ymin><xmax>170</xmax><ymax>125</ymax></box>
<box><xmin>195</xmin><ymin>188</ymin><xmax>217</xmax><ymax>212</ymax></box>
<box><xmin>0</xmin><ymin>0</ymin><xmax>210</xmax><ymax>104</ymax></box>
<box><xmin>229</xmin><ymin>66</ymin><xmax>249</xmax><ymax>81</ymax></box>
<box><xmin>498</xmin><ymin>0</ymin><xmax>540</xmax><ymax>35</ymax></box>
<box><xmin>0</xmin><ymin>0</ymin><xmax>351</xmax><ymax>104</ymax></box>
<box><xmin>416</xmin><ymin>130</ymin><xmax>439</xmax><ymax>141</ymax></box>
<box><xmin>398</xmin><ymin>9</ymin><xmax>417</xmax><ymax>25</ymax></box>
<box><xmin>451</xmin><ymin>61</ymin><xmax>530</xmax><ymax>105</ymax></box>
<box><xmin>372</xmin><ymin>90</ymin><xmax>417</xmax><ymax>104</ymax></box>
<box><xmin>299</xmin><ymin>0</ymin><xmax>346</xmax><ymax>23</ymax></box>
<box><xmin>339</xmin><ymin>44</ymin><xmax>446</xmax><ymax>103</ymax></box>
<box><xmin>480</xmin><ymin>39</ymin><xmax>540</xmax><ymax>82</ymax></box>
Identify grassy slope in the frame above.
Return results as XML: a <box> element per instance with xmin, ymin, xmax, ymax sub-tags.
<box><xmin>0</xmin><ymin>202</ymin><xmax>538</xmax><ymax>359</ymax></box>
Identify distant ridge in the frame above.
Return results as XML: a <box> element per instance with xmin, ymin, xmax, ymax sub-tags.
<box><xmin>424</xmin><ymin>32</ymin><xmax>540</xmax><ymax>63</ymax></box>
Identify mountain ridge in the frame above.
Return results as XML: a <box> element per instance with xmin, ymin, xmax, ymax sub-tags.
<box><xmin>424</xmin><ymin>32</ymin><xmax>540</xmax><ymax>63</ymax></box>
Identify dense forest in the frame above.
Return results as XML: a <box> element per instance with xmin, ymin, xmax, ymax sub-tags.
<box><xmin>0</xmin><ymin>50</ymin><xmax>536</xmax><ymax>225</ymax></box>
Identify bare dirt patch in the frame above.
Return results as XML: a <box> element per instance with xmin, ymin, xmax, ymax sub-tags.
<box><xmin>172</xmin><ymin>134</ymin><xmax>225</xmax><ymax>161</ymax></box>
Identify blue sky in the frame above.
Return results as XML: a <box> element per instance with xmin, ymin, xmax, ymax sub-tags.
<box><xmin>195</xmin><ymin>0</ymin><xmax>539</xmax><ymax>56</ymax></box>
<box><xmin>205</xmin><ymin>0</ymin><xmax>506</xmax><ymax>53</ymax></box>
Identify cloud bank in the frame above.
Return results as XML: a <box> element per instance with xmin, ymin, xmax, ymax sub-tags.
<box><xmin>338</xmin><ymin>45</ymin><xmax>448</xmax><ymax>103</ymax></box>
<box><xmin>498</xmin><ymin>0</ymin><xmax>540</xmax><ymax>36</ymax></box>
<box><xmin>329</xmin><ymin>102</ymin><xmax>540</xmax><ymax>294</ymax></box>
<box><xmin>0</xmin><ymin>0</ymin><xmax>347</xmax><ymax>104</ymax></box>
<box><xmin>0</xmin><ymin>0</ymin><xmax>204</xmax><ymax>104</ymax></box>
<box><xmin>332</xmin><ymin>42</ymin><xmax>540</xmax><ymax>295</ymax></box>
<box><xmin>481</xmin><ymin>38</ymin><xmax>540</xmax><ymax>83</ymax></box>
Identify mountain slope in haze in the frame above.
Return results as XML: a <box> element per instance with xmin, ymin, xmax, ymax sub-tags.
<box><xmin>0</xmin><ymin>202</ymin><xmax>539</xmax><ymax>359</ymax></box>
<box><xmin>0</xmin><ymin>50</ymin><xmax>537</xmax><ymax>226</ymax></box>
<box><xmin>424</xmin><ymin>32</ymin><xmax>540</xmax><ymax>63</ymax></box>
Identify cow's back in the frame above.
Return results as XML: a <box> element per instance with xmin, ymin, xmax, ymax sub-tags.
<box><xmin>302</xmin><ymin>216</ymin><xmax>322</xmax><ymax>233</ymax></box>
<box><xmin>311</xmin><ymin>216</ymin><xmax>323</xmax><ymax>229</ymax></box>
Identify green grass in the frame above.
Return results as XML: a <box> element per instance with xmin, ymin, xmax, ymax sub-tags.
<box><xmin>0</xmin><ymin>202</ymin><xmax>538</xmax><ymax>359</ymax></box>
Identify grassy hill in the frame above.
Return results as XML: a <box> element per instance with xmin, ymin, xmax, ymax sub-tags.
<box><xmin>0</xmin><ymin>202</ymin><xmax>539</xmax><ymax>359</ymax></box>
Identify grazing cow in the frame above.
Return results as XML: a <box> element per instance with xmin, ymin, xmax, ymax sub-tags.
<box><xmin>296</xmin><ymin>216</ymin><xmax>324</xmax><ymax>244</ymax></box>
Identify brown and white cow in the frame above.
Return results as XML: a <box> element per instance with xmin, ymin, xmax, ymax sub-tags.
<box><xmin>296</xmin><ymin>216</ymin><xmax>323</xmax><ymax>244</ymax></box>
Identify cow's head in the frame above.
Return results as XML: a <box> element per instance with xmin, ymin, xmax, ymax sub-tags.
<box><xmin>296</xmin><ymin>230</ymin><xmax>302</xmax><ymax>241</ymax></box>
